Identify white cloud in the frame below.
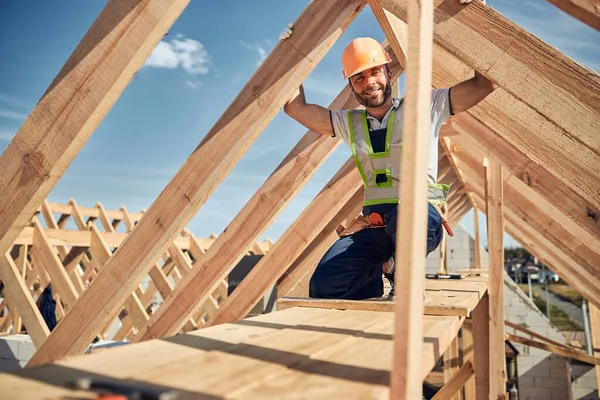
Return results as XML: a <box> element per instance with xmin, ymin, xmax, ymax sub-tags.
<box><xmin>0</xmin><ymin>109</ymin><xmax>27</xmax><ymax>120</ymax></box>
<box><xmin>240</xmin><ymin>41</ymin><xmax>271</xmax><ymax>66</ymax></box>
<box><xmin>185</xmin><ymin>80</ymin><xmax>202</xmax><ymax>89</ymax></box>
<box><xmin>144</xmin><ymin>34</ymin><xmax>210</xmax><ymax>75</ymax></box>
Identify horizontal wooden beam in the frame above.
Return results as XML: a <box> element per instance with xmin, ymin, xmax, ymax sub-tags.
<box><xmin>26</xmin><ymin>0</ymin><xmax>365</xmax><ymax>367</ymax></box>
<box><xmin>507</xmin><ymin>333</ymin><xmax>600</xmax><ymax>365</ymax></box>
<box><xmin>505</xmin><ymin>320</ymin><xmax>571</xmax><ymax>350</ymax></box>
<box><xmin>0</xmin><ymin>0</ymin><xmax>190</xmax><ymax>257</ymax></box>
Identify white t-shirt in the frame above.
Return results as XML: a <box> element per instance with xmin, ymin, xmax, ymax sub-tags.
<box><xmin>330</xmin><ymin>88</ymin><xmax>452</xmax><ymax>183</ymax></box>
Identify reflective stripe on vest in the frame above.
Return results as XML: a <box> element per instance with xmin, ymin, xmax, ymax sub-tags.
<box><xmin>347</xmin><ymin>104</ymin><xmax>450</xmax><ymax>206</ymax></box>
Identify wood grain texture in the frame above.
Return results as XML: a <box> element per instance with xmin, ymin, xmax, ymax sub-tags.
<box><xmin>391</xmin><ymin>0</ymin><xmax>434</xmax><ymax>397</ymax></box>
<box><xmin>0</xmin><ymin>253</ymin><xmax>50</xmax><ymax>347</ymax></box>
<box><xmin>484</xmin><ymin>159</ymin><xmax>506</xmax><ymax>399</ymax></box>
<box><xmin>0</xmin><ymin>0</ymin><xmax>191</xmax><ymax>256</ymax></box>
<box><xmin>453</xmin><ymin>146</ymin><xmax>600</xmax><ymax>303</ymax></box>
<box><xmin>206</xmin><ymin>159</ymin><xmax>363</xmax><ymax>327</ymax></box>
<box><xmin>25</xmin><ymin>0</ymin><xmax>364</xmax><ymax>367</ymax></box>
<box><xmin>135</xmin><ymin>41</ymin><xmax>404</xmax><ymax>342</ymax></box>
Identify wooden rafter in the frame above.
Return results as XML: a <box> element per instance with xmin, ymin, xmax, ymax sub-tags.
<box><xmin>545</xmin><ymin>0</ymin><xmax>600</xmax><ymax>31</ymax></box>
<box><xmin>132</xmin><ymin>41</ymin><xmax>407</xmax><ymax>342</ymax></box>
<box><xmin>0</xmin><ymin>0</ymin><xmax>190</xmax><ymax>257</ymax></box>
<box><xmin>460</xmin><ymin>163</ymin><xmax>600</xmax><ymax>306</ymax></box>
<box><xmin>205</xmin><ymin>160</ymin><xmax>363</xmax><ymax>328</ymax></box>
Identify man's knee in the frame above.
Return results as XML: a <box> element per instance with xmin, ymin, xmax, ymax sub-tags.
<box><xmin>427</xmin><ymin>203</ymin><xmax>444</xmax><ymax>254</ymax></box>
<box><xmin>309</xmin><ymin>271</ymin><xmax>333</xmax><ymax>298</ymax></box>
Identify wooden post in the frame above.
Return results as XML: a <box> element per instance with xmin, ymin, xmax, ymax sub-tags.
<box><xmin>484</xmin><ymin>157</ymin><xmax>506</xmax><ymax>399</ymax></box>
<box><xmin>0</xmin><ymin>0</ymin><xmax>191</xmax><ymax>257</ymax></box>
<box><xmin>472</xmin><ymin>293</ymin><xmax>490</xmax><ymax>398</ymax></box>
<box><xmin>432</xmin><ymin>360</ymin><xmax>474</xmax><ymax>400</ymax></box>
<box><xmin>27</xmin><ymin>0</ymin><xmax>365</xmax><ymax>366</ymax></box>
<box><xmin>473</xmin><ymin>206</ymin><xmax>482</xmax><ymax>270</ymax></box>
<box><xmin>443</xmin><ymin>336</ymin><xmax>462</xmax><ymax>400</ymax></box>
<box><xmin>389</xmin><ymin>0</ymin><xmax>433</xmax><ymax>397</ymax></box>
<box><xmin>589</xmin><ymin>302</ymin><xmax>600</xmax><ymax>390</ymax></box>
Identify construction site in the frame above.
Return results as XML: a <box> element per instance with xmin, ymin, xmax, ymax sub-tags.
<box><xmin>0</xmin><ymin>0</ymin><xmax>598</xmax><ymax>399</ymax></box>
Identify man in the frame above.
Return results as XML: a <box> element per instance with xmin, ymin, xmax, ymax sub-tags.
<box><xmin>284</xmin><ymin>37</ymin><xmax>496</xmax><ymax>300</ymax></box>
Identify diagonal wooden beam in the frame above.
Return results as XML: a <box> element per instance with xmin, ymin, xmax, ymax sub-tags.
<box><xmin>545</xmin><ymin>0</ymin><xmax>600</xmax><ymax>31</ymax></box>
<box><xmin>464</xmin><ymin>169</ymin><xmax>600</xmax><ymax>307</ymax></box>
<box><xmin>432</xmin><ymin>359</ymin><xmax>475</xmax><ymax>400</ymax></box>
<box><xmin>0</xmin><ymin>0</ymin><xmax>191</xmax><ymax>256</ymax></box>
<box><xmin>204</xmin><ymin>159</ymin><xmax>363</xmax><ymax>327</ymax></box>
<box><xmin>132</xmin><ymin>40</ymin><xmax>406</xmax><ymax>341</ymax></box>
<box><xmin>452</xmin><ymin>144</ymin><xmax>600</xmax><ymax>284</ymax></box>
<box><xmin>442</xmin><ymin>114</ymin><xmax>600</xmax><ymax>241</ymax></box>
<box><xmin>380</xmin><ymin>0</ymin><xmax>599</xmax><ymax>159</ymax></box>
<box><xmin>0</xmin><ymin>252</ymin><xmax>50</xmax><ymax>347</ymax></box>
<box><xmin>507</xmin><ymin>333</ymin><xmax>600</xmax><ymax>365</ymax></box>
<box><xmin>277</xmin><ymin>190</ymin><xmax>362</xmax><ymax>299</ymax></box>
<box><xmin>370</xmin><ymin>0</ymin><xmax>409</xmax><ymax>69</ymax></box>
<box><xmin>26</xmin><ymin>0</ymin><xmax>365</xmax><ymax>366</ymax></box>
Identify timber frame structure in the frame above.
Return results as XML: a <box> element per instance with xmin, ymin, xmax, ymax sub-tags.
<box><xmin>0</xmin><ymin>0</ymin><xmax>598</xmax><ymax>399</ymax></box>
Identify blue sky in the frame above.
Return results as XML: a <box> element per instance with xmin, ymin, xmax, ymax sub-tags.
<box><xmin>1</xmin><ymin>0</ymin><xmax>598</xmax><ymax>249</ymax></box>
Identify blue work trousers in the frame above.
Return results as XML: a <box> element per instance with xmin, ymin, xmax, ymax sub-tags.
<box><xmin>309</xmin><ymin>202</ymin><xmax>443</xmax><ymax>300</ymax></box>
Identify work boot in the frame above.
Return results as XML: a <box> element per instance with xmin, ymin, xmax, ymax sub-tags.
<box><xmin>383</xmin><ymin>257</ymin><xmax>395</xmax><ymax>300</ymax></box>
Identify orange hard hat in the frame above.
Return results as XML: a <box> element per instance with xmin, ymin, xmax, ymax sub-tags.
<box><xmin>341</xmin><ymin>37</ymin><xmax>391</xmax><ymax>79</ymax></box>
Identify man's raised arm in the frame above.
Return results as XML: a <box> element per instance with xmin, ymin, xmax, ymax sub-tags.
<box><xmin>284</xmin><ymin>85</ymin><xmax>334</xmax><ymax>137</ymax></box>
<box><xmin>449</xmin><ymin>71</ymin><xmax>498</xmax><ymax>114</ymax></box>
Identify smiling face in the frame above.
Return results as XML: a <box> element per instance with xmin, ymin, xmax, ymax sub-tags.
<box><xmin>348</xmin><ymin>65</ymin><xmax>392</xmax><ymax>108</ymax></box>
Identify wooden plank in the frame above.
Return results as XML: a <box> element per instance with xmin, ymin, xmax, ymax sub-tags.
<box><xmin>589</xmin><ymin>302</ymin><xmax>600</xmax><ymax>390</ymax></box>
<box><xmin>456</xmin><ymin>150</ymin><xmax>600</xmax><ymax>305</ymax></box>
<box><xmin>432</xmin><ymin>360</ymin><xmax>474</xmax><ymax>400</ymax></box>
<box><xmin>505</xmin><ymin>320</ymin><xmax>570</xmax><ymax>349</ymax></box>
<box><xmin>95</xmin><ymin>202</ymin><xmax>115</xmax><ymax>233</ymax></box>
<box><xmin>472</xmin><ymin>293</ymin><xmax>490</xmax><ymax>398</ymax></box>
<box><xmin>198</xmin><ymin>161</ymin><xmax>363</xmax><ymax>330</ymax></box>
<box><xmin>473</xmin><ymin>206</ymin><xmax>482</xmax><ymax>270</ymax></box>
<box><xmin>442</xmin><ymin>337</ymin><xmax>462</xmax><ymax>400</ymax></box>
<box><xmin>133</xmin><ymin>40</ymin><xmax>406</xmax><ymax>342</ymax></box>
<box><xmin>455</xmin><ymin>147</ymin><xmax>600</xmax><ymax>276</ymax></box>
<box><xmin>389</xmin><ymin>0</ymin><xmax>433</xmax><ymax>398</ymax></box>
<box><xmin>461</xmin><ymin>323</ymin><xmax>476</xmax><ymax>400</ymax></box>
<box><xmin>506</xmin><ymin>333</ymin><xmax>600</xmax><ymax>365</ymax></box>
<box><xmin>277</xmin><ymin>188</ymin><xmax>363</xmax><ymax>298</ymax></box>
<box><xmin>40</xmin><ymin>201</ymin><xmax>86</xmax><ymax>295</ymax></box>
<box><xmin>0</xmin><ymin>0</ymin><xmax>191</xmax><ymax>256</ymax></box>
<box><xmin>446</xmin><ymin>125</ymin><xmax>600</xmax><ymax>254</ymax></box>
<box><xmin>484</xmin><ymin>158</ymin><xmax>505</xmax><ymax>399</ymax></box>
<box><xmin>88</xmin><ymin>225</ymin><xmax>150</xmax><ymax>336</ymax></box>
<box><xmin>444</xmin><ymin>108</ymin><xmax>600</xmax><ymax>241</ymax></box>
<box><xmin>44</xmin><ymin>202</ymin><xmax>145</xmax><ymax>223</ymax></box>
<box><xmin>430</xmin><ymin>43</ymin><xmax>599</xmax><ymax>212</ymax></box>
<box><xmin>370</xmin><ymin>0</ymin><xmax>409</xmax><ymax>69</ymax></box>
<box><xmin>380</xmin><ymin>0</ymin><xmax>600</xmax><ymax>168</ymax></box>
<box><xmin>30</xmin><ymin>220</ymin><xmax>79</xmax><ymax>309</ymax></box>
<box><xmin>14</xmin><ymin>227</ymin><xmax>192</xmax><ymax>250</ymax></box>
<box><xmin>27</xmin><ymin>0</ymin><xmax>365</xmax><ymax>366</ymax></box>
<box><xmin>545</xmin><ymin>0</ymin><xmax>600</xmax><ymax>31</ymax></box>
<box><xmin>0</xmin><ymin>253</ymin><xmax>50</xmax><ymax>347</ymax></box>
<box><xmin>186</xmin><ymin>160</ymin><xmax>361</xmax><ymax>332</ymax></box>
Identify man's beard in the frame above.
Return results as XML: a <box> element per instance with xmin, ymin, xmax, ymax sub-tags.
<box><xmin>354</xmin><ymin>80</ymin><xmax>392</xmax><ymax>108</ymax></box>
